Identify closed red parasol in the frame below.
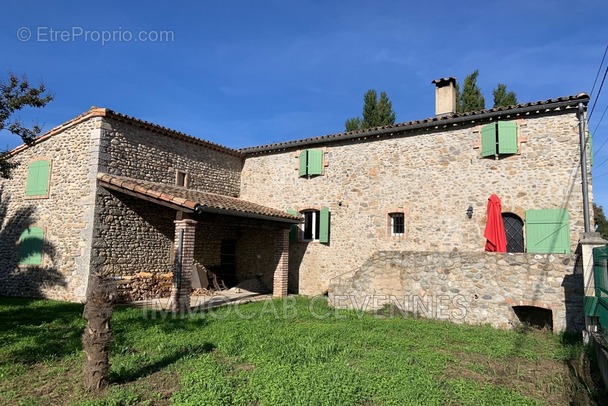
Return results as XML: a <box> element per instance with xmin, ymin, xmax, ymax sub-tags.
<box><xmin>484</xmin><ymin>194</ymin><xmax>507</xmax><ymax>252</ymax></box>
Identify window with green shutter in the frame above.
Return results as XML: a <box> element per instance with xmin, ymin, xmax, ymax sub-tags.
<box><xmin>298</xmin><ymin>149</ymin><xmax>324</xmax><ymax>177</ymax></box>
<box><xmin>25</xmin><ymin>160</ymin><xmax>51</xmax><ymax>198</ymax></box>
<box><xmin>300</xmin><ymin>208</ymin><xmax>330</xmax><ymax>244</ymax></box>
<box><xmin>525</xmin><ymin>209</ymin><xmax>570</xmax><ymax>254</ymax></box>
<box><xmin>480</xmin><ymin>122</ymin><xmax>518</xmax><ymax>158</ymax></box>
<box><xmin>18</xmin><ymin>226</ymin><xmax>44</xmax><ymax>266</ymax></box>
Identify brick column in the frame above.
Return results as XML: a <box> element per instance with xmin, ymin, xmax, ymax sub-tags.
<box><xmin>170</xmin><ymin>219</ymin><xmax>197</xmax><ymax>312</ymax></box>
<box><xmin>273</xmin><ymin>228</ymin><xmax>290</xmax><ymax>297</ymax></box>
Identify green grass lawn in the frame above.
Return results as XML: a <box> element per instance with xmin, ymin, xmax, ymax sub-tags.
<box><xmin>0</xmin><ymin>296</ymin><xmax>595</xmax><ymax>405</ymax></box>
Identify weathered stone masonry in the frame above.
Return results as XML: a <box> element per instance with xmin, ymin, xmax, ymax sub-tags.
<box><xmin>241</xmin><ymin>111</ymin><xmax>592</xmax><ymax>297</ymax></box>
<box><xmin>329</xmin><ymin>251</ymin><xmax>584</xmax><ymax>332</ymax></box>
<box><xmin>0</xmin><ymin>119</ymin><xmax>100</xmax><ymax>301</ymax></box>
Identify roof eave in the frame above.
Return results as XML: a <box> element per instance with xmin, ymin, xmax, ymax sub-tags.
<box><xmin>240</xmin><ymin>95</ymin><xmax>590</xmax><ymax>155</ymax></box>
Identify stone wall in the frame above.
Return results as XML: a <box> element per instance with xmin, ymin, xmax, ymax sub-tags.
<box><xmin>92</xmin><ymin>190</ymin><xmax>175</xmax><ymax>277</ymax></box>
<box><xmin>328</xmin><ymin>251</ymin><xmax>584</xmax><ymax>332</ymax></box>
<box><xmin>240</xmin><ymin>111</ymin><xmax>592</xmax><ymax>295</ymax></box>
<box><xmin>99</xmin><ymin>117</ymin><xmax>243</xmax><ymax>196</ymax></box>
<box><xmin>0</xmin><ymin>119</ymin><xmax>100</xmax><ymax>301</ymax></box>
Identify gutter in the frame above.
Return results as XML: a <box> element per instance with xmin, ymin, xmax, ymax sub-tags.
<box><xmin>194</xmin><ymin>204</ymin><xmax>301</xmax><ymax>224</ymax></box>
<box><xmin>242</xmin><ymin>97</ymin><xmax>590</xmax><ymax>155</ymax></box>
<box><xmin>578</xmin><ymin>102</ymin><xmax>591</xmax><ymax>233</ymax></box>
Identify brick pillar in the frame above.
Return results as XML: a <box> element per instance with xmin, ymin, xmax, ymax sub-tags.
<box><xmin>170</xmin><ymin>219</ymin><xmax>197</xmax><ymax>312</ymax></box>
<box><xmin>273</xmin><ymin>228</ymin><xmax>290</xmax><ymax>297</ymax></box>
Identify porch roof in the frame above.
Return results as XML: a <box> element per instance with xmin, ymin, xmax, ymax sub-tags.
<box><xmin>97</xmin><ymin>173</ymin><xmax>301</xmax><ymax>224</ymax></box>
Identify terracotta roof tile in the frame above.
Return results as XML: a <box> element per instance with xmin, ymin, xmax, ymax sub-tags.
<box><xmin>97</xmin><ymin>173</ymin><xmax>301</xmax><ymax>223</ymax></box>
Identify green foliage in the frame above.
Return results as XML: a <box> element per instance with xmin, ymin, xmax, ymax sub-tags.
<box><xmin>0</xmin><ymin>296</ymin><xmax>590</xmax><ymax>405</ymax></box>
<box><xmin>344</xmin><ymin>117</ymin><xmax>362</xmax><ymax>132</ymax></box>
<box><xmin>457</xmin><ymin>69</ymin><xmax>485</xmax><ymax>113</ymax></box>
<box><xmin>456</xmin><ymin>70</ymin><xmax>519</xmax><ymax>113</ymax></box>
<box><xmin>0</xmin><ymin>73</ymin><xmax>53</xmax><ymax>178</ymax></box>
<box><xmin>594</xmin><ymin>203</ymin><xmax>608</xmax><ymax>239</ymax></box>
<box><xmin>345</xmin><ymin>89</ymin><xmax>396</xmax><ymax>131</ymax></box>
<box><xmin>493</xmin><ymin>83</ymin><xmax>518</xmax><ymax>108</ymax></box>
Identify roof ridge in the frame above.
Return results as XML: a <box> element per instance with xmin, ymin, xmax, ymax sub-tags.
<box><xmin>239</xmin><ymin>93</ymin><xmax>590</xmax><ymax>154</ymax></box>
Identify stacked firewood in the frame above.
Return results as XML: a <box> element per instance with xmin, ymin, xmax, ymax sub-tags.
<box><xmin>115</xmin><ymin>272</ymin><xmax>173</xmax><ymax>302</ymax></box>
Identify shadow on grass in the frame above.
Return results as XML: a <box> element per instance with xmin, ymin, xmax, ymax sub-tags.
<box><xmin>110</xmin><ymin>342</ymin><xmax>215</xmax><ymax>384</ymax></box>
<box><xmin>0</xmin><ymin>298</ymin><xmax>85</xmax><ymax>364</ymax></box>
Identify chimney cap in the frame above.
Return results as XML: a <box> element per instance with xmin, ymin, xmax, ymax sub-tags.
<box><xmin>432</xmin><ymin>77</ymin><xmax>457</xmax><ymax>87</ymax></box>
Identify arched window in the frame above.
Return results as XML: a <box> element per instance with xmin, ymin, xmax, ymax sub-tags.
<box><xmin>502</xmin><ymin>212</ymin><xmax>524</xmax><ymax>253</ymax></box>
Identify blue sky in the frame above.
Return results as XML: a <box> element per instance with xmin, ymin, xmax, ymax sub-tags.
<box><xmin>2</xmin><ymin>1</ymin><xmax>608</xmax><ymax>209</ymax></box>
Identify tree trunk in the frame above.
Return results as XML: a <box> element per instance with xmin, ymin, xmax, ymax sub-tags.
<box><xmin>82</xmin><ymin>266</ymin><xmax>116</xmax><ymax>391</ymax></box>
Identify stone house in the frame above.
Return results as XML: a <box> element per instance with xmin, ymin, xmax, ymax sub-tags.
<box><xmin>0</xmin><ymin>78</ymin><xmax>597</xmax><ymax>331</ymax></box>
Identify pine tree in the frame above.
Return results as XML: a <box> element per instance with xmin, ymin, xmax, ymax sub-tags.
<box><xmin>493</xmin><ymin>83</ymin><xmax>518</xmax><ymax>108</ymax></box>
<box><xmin>345</xmin><ymin>89</ymin><xmax>396</xmax><ymax>131</ymax></box>
<box><xmin>0</xmin><ymin>73</ymin><xmax>53</xmax><ymax>178</ymax></box>
<box><xmin>457</xmin><ymin>70</ymin><xmax>485</xmax><ymax>113</ymax></box>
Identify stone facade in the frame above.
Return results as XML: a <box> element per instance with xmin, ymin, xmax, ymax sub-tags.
<box><xmin>329</xmin><ymin>251</ymin><xmax>584</xmax><ymax>332</ymax></box>
<box><xmin>99</xmin><ymin>117</ymin><xmax>243</xmax><ymax>196</ymax></box>
<box><xmin>241</xmin><ymin>111</ymin><xmax>592</xmax><ymax>297</ymax></box>
<box><xmin>0</xmin><ymin>96</ymin><xmax>594</xmax><ymax>332</ymax></box>
<box><xmin>0</xmin><ymin>118</ymin><xmax>100</xmax><ymax>301</ymax></box>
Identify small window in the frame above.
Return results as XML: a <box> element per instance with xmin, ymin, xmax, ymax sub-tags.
<box><xmin>18</xmin><ymin>226</ymin><xmax>44</xmax><ymax>266</ymax></box>
<box><xmin>176</xmin><ymin>171</ymin><xmax>188</xmax><ymax>187</ymax></box>
<box><xmin>389</xmin><ymin>213</ymin><xmax>405</xmax><ymax>236</ymax></box>
<box><xmin>25</xmin><ymin>159</ymin><xmax>51</xmax><ymax>198</ymax></box>
<box><xmin>299</xmin><ymin>149</ymin><xmax>324</xmax><ymax>177</ymax></box>
<box><xmin>300</xmin><ymin>208</ymin><xmax>330</xmax><ymax>243</ymax></box>
<box><xmin>481</xmin><ymin>121</ymin><xmax>518</xmax><ymax>158</ymax></box>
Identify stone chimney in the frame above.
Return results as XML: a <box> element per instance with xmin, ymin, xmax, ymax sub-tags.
<box><xmin>431</xmin><ymin>77</ymin><xmax>457</xmax><ymax>116</ymax></box>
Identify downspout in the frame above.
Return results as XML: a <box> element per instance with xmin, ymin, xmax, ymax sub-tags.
<box><xmin>578</xmin><ymin>102</ymin><xmax>591</xmax><ymax>233</ymax></box>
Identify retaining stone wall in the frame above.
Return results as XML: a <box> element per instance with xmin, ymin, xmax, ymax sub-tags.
<box><xmin>328</xmin><ymin>251</ymin><xmax>584</xmax><ymax>332</ymax></box>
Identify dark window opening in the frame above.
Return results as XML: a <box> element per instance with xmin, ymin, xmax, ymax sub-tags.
<box><xmin>389</xmin><ymin>213</ymin><xmax>405</xmax><ymax>236</ymax></box>
<box><xmin>502</xmin><ymin>212</ymin><xmax>524</xmax><ymax>253</ymax></box>
<box><xmin>303</xmin><ymin>210</ymin><xmax>320</xmax><ymax>241</ymax></box>
<box><xmin>176</xmin><ymin>171</ymin><xmax>188</xmax><ymax>187</ymax></box>
<box><xmin>512</xmin><ymin>306</ymin><xmax>553</xmax><ymax>330</ymax></box>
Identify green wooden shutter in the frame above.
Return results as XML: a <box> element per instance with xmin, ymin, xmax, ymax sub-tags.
<box><xmin>525</xmin><ymin>209</ymin><xmax>570</xmax><ymax>254</ymax></box>
<box><xmin>319</xmin><ymin>207</ymin><xmax>330</xmax><ymax>244</ymax></box>
<box><xmin>25</xmin><ymin>160</ymin><xmax>50</xmax><ymax>196</ymax></box>
<box><xmin>287</xmin><ymin>209</ymin><xmax>299</xmax><ymax>243</ymax></box>
<box><xmin>18</xmin><ymin>226</ymin><xmax>44</xmax><ymax>265</ymax></box>
<box><xmin>307</xmin><ymin>149</ymin><xmax>323</xmax><ymax>175</ymax></box>
<box><xmin>480</xmin><ymin>123</ymin><xmax>497</xmax><ymax>157</ymax></box>
<box><xmin>498</xmin><ymin>121</ymin><xmax>518</xmax><ymax>154</ymax></box>
<box><xmin>299</xmin><ymin>151</ymin><xmax>308</xmax><ymax>177</ymax></box>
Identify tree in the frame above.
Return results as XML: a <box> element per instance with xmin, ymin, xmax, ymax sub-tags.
<box><xmin>83</xmin><ymin>265</ymin><xmax>116</xmax><ymax>391</ymax></box>
<box><xmin>594</xmin><ymin>203</ymin><xmax>608</xmax><ymax>240</ymax></box>
<box><xmin>457</xmin><ymin>70</ymin><xmax>485</xmax><ymax>113</ymax></box>
<box><xmin>345</xmin><ymin>89</ymin><xmax>396</xmax><ymax>131</ymax></box>
<box><xmin>493</xmin><ymin>83</ymin><xmax>518</xmax><ymax>108</ymax></box>
<box><xmin>0</xmin><ymin>73</ymin><xmax>53</xmax><ymax>178</ymax></box>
